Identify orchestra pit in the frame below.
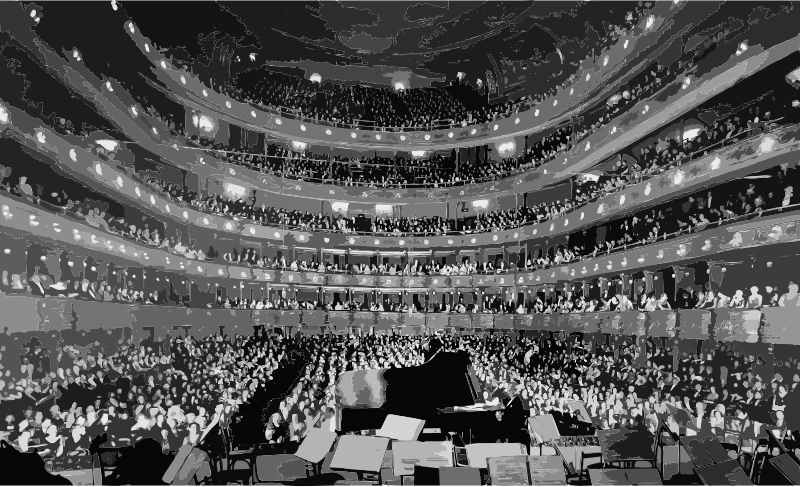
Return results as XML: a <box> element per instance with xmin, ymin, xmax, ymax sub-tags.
<box><xmin>4</xmin><ymin>1</ymin><xmax>800</xmax><ymax>485</ymax></box>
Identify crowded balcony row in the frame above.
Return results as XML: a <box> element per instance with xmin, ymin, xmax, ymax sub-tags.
<box><xmin>161</xmin><ymin>5</ymin><xmax>649</xmax><ymax>133</ymax></box>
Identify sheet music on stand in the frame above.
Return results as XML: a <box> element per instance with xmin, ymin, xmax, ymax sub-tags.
<box><xmin>528</xmin><ymin>414</ymin><xmax>561</xmax><ymax>443</ymax></box>
<box><xmin>295</xmin><ymin>427</ymin><xmax>338</xmax><ymax>464</ymax></box>
<box><xmin>375</xmin><ymin>414</ymin><xmax>425</xmax><ymax>441</ymax></box>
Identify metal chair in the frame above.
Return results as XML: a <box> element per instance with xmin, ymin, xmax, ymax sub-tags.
<box><xmin>578</xmin><ymin>451</ymin><xmax>605</xmax><ymax>484</ymax></box>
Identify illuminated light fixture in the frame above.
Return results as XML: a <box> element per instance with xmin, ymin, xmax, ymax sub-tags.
<box><xmin>571</xmin><ymin>269</ymin><xmax>575</xmax><ymax>277</ymax></box>
<box><xmin>197</xmin><ymin>266</ymin><xmax>203</xmax><ymax>273</ymax></box>
<box><xmin>657</xmin><ymin>250</ymin><xmax>664</xmax><ymax>259</ymax></box>
<box><xmin>586</xmin><ymin>73</ymin><xmax>591</xmax><ymax>82</ymax></box>
<box><xmin>180</xmin><ymin>76</ymin><xmax>186</xmax><ymax>85</ymax></box>
<box><xmin>400</xmin><ymin>135</ymin><xmax>406</xmax><ymax>141</ymax></box>
<box><xmin>471</xmin><ymin>238</ymin><xmax>477</xmax><ymax>244</ymax></box>
<box><xmin>349</xmin><ymin>237</ymin><xmax>355</xmax><ymax>244</ymax></box>
<box><xmin>638</xmin><ymin>257</ymin><xmax>645</xmax><ymax>263</ymax></box>
<box><xmin>2</xmin><ymin>249</ymin><xmax>8</xmax><ymax>254</ymax></box>
<box><xmin>603</xmin><ymin>56</ymin><xmax>609</xmax><ymax>67</ymax></box>
<box><xmin>144</xmin><ymin>43</ymin><xmax>149</xmax><ymax>53</ymax></box>
<box><xmin>759</xmin><ymin>136</ymin><xmax>776</xmax><ymax>153</ymax></box>
<box><xmin>597</xmin><ymin>204</ymin><xmax>604</xmax><ymax>214</ymax></box>
<box><xmin>37</xmin><ymin>132</ymin><xmax>46</xmax><ymax>144</ymax></box>
<box><xmin>398</xmin><ymin>239</ymin><xmax>405</xmax><ymax>246</ymax></box>
<box><xmin>610</xmin><ymin>126</ymin><xmax>616</xmax><ymax>134</ymax></box>
<box><xmin>594</xmin><ymin>264</ymin><xmax>599</xmax><ymax>271</ymax></box>
<box><xmin>394</xmin><ymin>81</ymin><xmax>405</xmax><ymax>91</ymax></box>
<box><xmin>581</xmin><ymin>267</ymin><xmax>587</xmax><ymax>275</ymax></box>
<box><xmin>493</xmin><ymin>235</ymin><xmax>498</xmax><ymax>241</ymax></box>
<box><xmin>291</xmin><ymin>140</ymin><xmax>307</xmax><ymax>151</ymax></box>
<box><xmin>69</xmin><ymin>149</ymin><xmax>77</xmax><ymax>162</ymax></box>
<box><xmin>217</xmin><ymin>269</ymin><xmax>224</xmax><ymax>276</ymax></box>
<box><xmin>550</xmin><ymin>223</ymin><xmax>555</xmax><ymax>231</ymax></box>
<box><xmin>95</xmin><ymin>163</ymin><xmax>103</xmax><ymax>176</ymax></box>
<box><xmin>202</xmin><ymin>218</ymin><xmax>209</xmax><ymax>225</ymax></box>
<box><xmin>580</xmin><ymin>212</ymin><xmax>584</xmax><ymax>220</ymax></box>
<box><xmin>532</xmin><ymin>229</ymin><xmax>537</xmax><ymax>235</ymax></box>
<box><xmin>585</xmin><ymin>141</ymin><xmax>591</xmax><ymax>151</ymax></box>
<box><xmin>128</xmin><ymin>22</ymin><xmax>135</xmax><ymax>33</ymax></box>
<box><xmin>130</xmin><ymin>106</ymin><xmax>140</xmax><ymax>118</ymax></box>
<box><xmin>534</xmin><ymin>109</ymin><xmax>539</xmax><ymax>116</ymax></box>
<box><xmin>165</xmin><ymin>205</ymin><xmax>170</xmax><ymax>213</ymax></box>
<box><xmin>274</xmin><ymin>232</ymin><xmax>281</xmax><ymax>239</ymax></box>
<box><xmin>182</xmin><ymin>211</ymin><xmax>188</xmax><ymax>219</ymax></box>
<box><xmin>677</xmin><ymin>244</ymin><xmax>687</xmax><ymax>256</ymax></box>
<box><xmin>30</xmin><ymin>9</ymin><xmax>36</xmax><ymax>17</ymax></box>
<box><xmin>471</xmin><ymin>199</ymin><xmax>489</xmax><ymax>210</ymax></box>
<box><xmin>152</xmin><ymin>127</ymin><xmax>158</xmax><ymax>135</ymax></box>
<box><xmin>448</xmin><ymin>239</ymin><xmax>453</xmax><ymax>245</ymax></box>
<box><xmin>0</xmin><ymin>105</ymin><xmax>9</xmax><ymax>124</ymax></box>
<box><xmin>702</xmin><ymin>240</ymin><xmax>711</xmax><ymax>251</ymax></box>
<box><xmin>553</xmin><ymin>99</ymin><xmax>558</xmax><ymax>106</ymax></box>
<box><xmin>149</xmin><ymin>195</ymin><xmax>156</xmax><ymax>205</ymax></box>
<box><xmin>493</xmin><ymin>124</ymin><xmax>499</xmax><ymax>131</ymax></box>
<box><xmin>570</xmin><ymin>88</ymin><xmax>574</xmax><ymax>95</ymax></box>
<box><xmin>536</xmin><ymin>276</ymin><xmax>540</xmax><ymax>282</ymax></box>
<box><xmin>96</xmin><ymin>140</ymin><xmax>119</xmax><ymax>151</ymax></box>
<box><xmin>310</xmin><ymin>73</ymin><xmax>322</xmax><ymax>83</ymax></box>
<box><xmin>250</xmin><ymin>227</ymin><xmax>256</xmax><ymax>235</ymax></box>
<box><xmin>621</xmin><ymin>258</ymin><xmax>628</xmax><ymax>267</ymax></box>
<box><xmin>606</xmin><ymin>263</ymin><xmax>612</xmax><ymax>270</ymax></box>
<box><xmin>73</xmin><ymin>50</ymin><xmax>81</xmax><ymax>61</ymax></box>
<box><xmin>497</xmin><ymin>141</ymin><xmax>515</xmax><ymax>156</ymax></box>
<box><xmin>250</xmin><ymin>110</ymin><xmax>257</xmax><ymax>118</ymax></box>
<box><xmin>737</xmin><ymin>41</ymin><xmax>748</xmax><ymax>56</ymax></box>
<box><xmin>642</xmin><ymin>105</ymin><xmax>649</xmax><ymax>115</ymax></box>
<box><xmin>543</xmin><ymin>170</ymin><xmax>547</xmax><ymax>174</ymax></box>
<box><xmin>644</xmin><ymin>183</ymin><xmax>652</xmax><ymax>195</ymax></box>
<box><xmin>160</xmin><ymin>60</ymin><xmax>167</xmax><ymax>69</ymax></box>
<box><xmin>673</xmin><ymin>171</ymin><xmax>684</xmax><ymax>185</ymax></box>
<box><xmin>711</xmin><ymin>157</ymin><xmax>721</xmax><ymax>170</ymax></box>
<box><xmin>564</xmin><ymin>219</ymin><xmax>569</xmax><ymax>227</ymax></box>
<box><xmin>619</xmin><ymin>195</ymin><xmax>625</xmax><ymax>205</ymax></box>
<box><xmin>646</xmin><ymin>15</ymin><xmax>655</xmax><ymax>29</ymax></box>
<box><xmin>515</xmin><ymin>118</ymin><xmax>520</xmax><ymax>125</ymax></box>
<box><xmin>424</xmin><ymin>239</ymin><xmax>430</xmax><ymax>245</ymax></box>
<box><xmin>225</xmin><ymin>222</ymin><xmax>233</xmax><ymax>231</ymax></box>
<box><xmin>624</xmin><ymin>39</ymin><xmax>629</xmax><ymax>49</ymax></box>
<box><xmin>351</xmin><ymin>132</ymin><xmax>357</xmax><ymax>139</ymax></box>
<box><xmin>105</xmin><ymin>81</ymin><xmax>114</xmax><ymax>92</ymax></box>
<box><xmin>448</xmin><ymin>132</ymin><xmax>454</xmax><ymax>138</ymax></box>
<box><xmin>471</xmin><ymin>129</ymin><xmax>477</xmax><ymax>135</ymax></box>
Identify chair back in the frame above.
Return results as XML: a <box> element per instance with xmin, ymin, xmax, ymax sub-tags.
<box><xmin>552</xmin><ymin>444</ymin><xmax>577</xmax><ymax>476</ymax></box>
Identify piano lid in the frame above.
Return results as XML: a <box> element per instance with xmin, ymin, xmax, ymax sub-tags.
<box><xmin>335</xmin><ymin>351</ymin><xmax>477</xmax><ymax>411</ymax></box>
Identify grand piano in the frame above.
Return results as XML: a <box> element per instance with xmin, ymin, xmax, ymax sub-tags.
<box><xmin>336</xmin><ymin>351</ymin><xmax>502</xmax><ymax>440</ymax></box>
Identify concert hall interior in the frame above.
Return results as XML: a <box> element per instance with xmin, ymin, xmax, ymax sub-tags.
<box><xmin>3</xmin><ymin>1</ymin><xmax>800</xmax><ymax>485</ymax></box>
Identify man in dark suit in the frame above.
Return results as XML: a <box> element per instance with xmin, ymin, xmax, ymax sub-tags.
<box><xmin>499</xmin><ymin>382</ymin><xmax>529</xmax><ymax>450</ymax></box>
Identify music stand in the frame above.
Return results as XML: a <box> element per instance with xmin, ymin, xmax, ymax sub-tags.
<box><xmin>694</xmin><ymin>459</ymin><xmax>753</xmax><ymax>486</ymax></box>
<box><xmin>329</xmin><ymin>435</ymin><xmax>390</xmax><ymax>483</ymax></box>
<box><xmin>486</xmin><ymin>454</ymin><xmax>568</xmax><ymax>485</ymax></box>
<box><xmin>679</xmin><ymin>435</ymin><xmax>730</xmax><ymax>468</ymax></box>
<box><xmin>162</xmin><ymin>444</ymin><xmax>193</xmax><ymax>484</ymax></box>
<box><xmin>768</xmin><ymin>454</ymin><xmax>800</xmax><ymax>485</ymax></box>
<box><xmin>391</xmin><ymin>440</ymin><xmax>453</xmax><ymax>482</ymax></box>
<box><xmin>464</xmin><ymin>443</ymin><xmax>526</xmax><ymax>469</ymax></box>
<box><xmin>596</xmin><ymin>428</ymin><xmax>656</xmax><ymax>468</ymax></box>
<box><xmin>295</xmin><ymin>427</ymin><xmax>338</xmax><ymax>476</ymax></box>
<box><xmin>165</xmin><ymin>446</ymin><xmax>211</xmax><ymax>485</ymax></box>
<box><xmin>376</xmin><ymin>414</ymin><xmax>425</xmax><ymax>441</ymax></box>
<box><xmin>438</xmin><ymin>466</ymin><xmax>482</xmax><ymax>485</ymax></box>
<box><xmin>589</xmin><ymin>468</ymin><xmax>662</xmax><ymax>485</ymax></box>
